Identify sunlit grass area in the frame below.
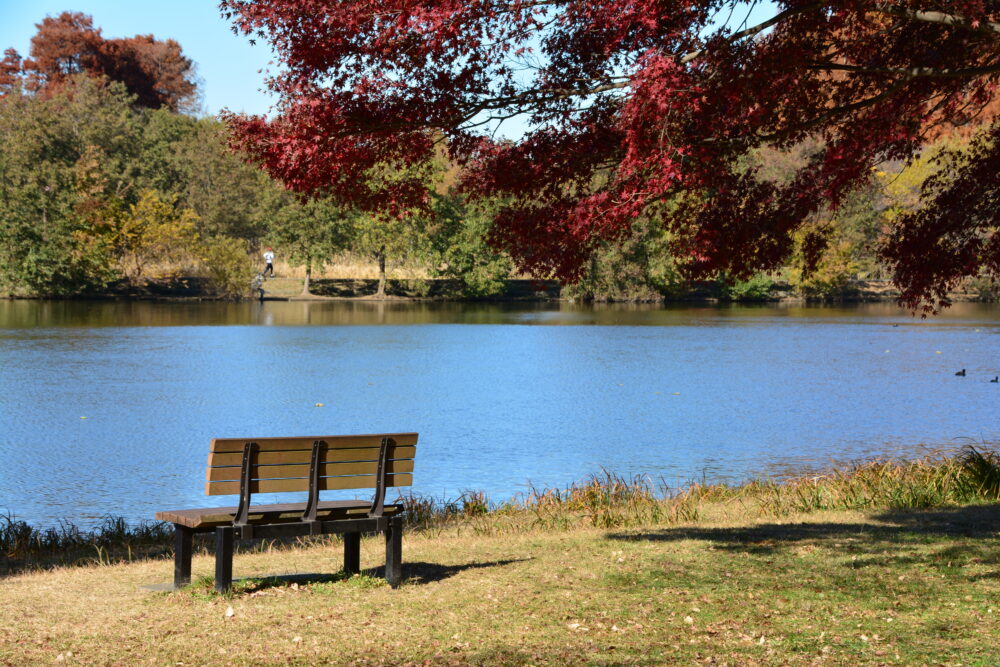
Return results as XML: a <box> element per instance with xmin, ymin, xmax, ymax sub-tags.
<box><xmin>1</xmin><ymin>448</ymin><xmax>997</xmax><ymax>664</ymax></box>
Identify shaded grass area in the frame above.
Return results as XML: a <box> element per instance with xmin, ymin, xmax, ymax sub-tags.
<box><xmin>3</xmin><ymin>447</ymin><xmax>999</xmax><ymax>576</ymax></box>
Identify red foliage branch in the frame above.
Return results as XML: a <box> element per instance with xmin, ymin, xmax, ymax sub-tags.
<box><xmin>220</xmin><ymin>0</ymin><xmax>1000</xmax><ymax>308</ymax></box>
<box><xmin>883</xmin><ymin>124</ymin><xmax>1000</xmax><ymax>311</ymax></box>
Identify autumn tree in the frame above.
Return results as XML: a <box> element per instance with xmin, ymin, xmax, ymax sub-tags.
<box><xmin>0</xmin><ymin>77</ymin><xmax>140</xmax><ymax>294</ymax></box>
<box><xmin>0</xmin><ymin>49</ymin><xmax>22</xmax><ymax>93</ymax></box>
<box><xmin>222</xmin><ymin>0</ymin><xmax>1000</xmax><ymax>311</ymax></box>
<box><xmin>5</xmin><ymin>11</ymin><xmax>198</xmax><ymax>112</ymax></box>
<box><xmin>114</xmin><ymin>189</ymin><xmax>199</xmax><ymax>283</ymax></box>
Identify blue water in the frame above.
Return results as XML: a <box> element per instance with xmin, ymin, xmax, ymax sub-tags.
<box><xmin>1</xmin><ymin>299</ymin><xmax>998</xmax><ymax>528</ymax></box>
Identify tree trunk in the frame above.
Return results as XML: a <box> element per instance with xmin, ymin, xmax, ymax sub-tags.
<box><xmin>375</xmin><ymin>247</ymin><xmax>387</xmax><ymax>299</ymax></box>
<box><xmin>301</xmin><ymin>260</ymin><xmax>312</xmax><ymax>296</ymax></box>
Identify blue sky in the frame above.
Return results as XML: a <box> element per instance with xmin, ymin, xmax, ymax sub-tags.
<box><xmin>0</xmin><ymin>0</ymin><xmax>276</xmax><ymax>116</ymax></box>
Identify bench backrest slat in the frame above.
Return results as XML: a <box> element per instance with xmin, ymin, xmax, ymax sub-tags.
<box><xmin>204</xmin><ymin>433</ymin><xmax>417</xmax><ymax>497</ymax></box>
<box><xmin>210</xmin><ymin>433</ymin><xmax>418</xmax><ymax>453</ymax></box>
<box><xmin>206</xmin><ymin>459</ymin><xmax>414</xmax><ymax>482</ymax></box>
<box><xmin>208</xmin><ymin>445</ymin><xmax>416</xmax><ymax>467</ymax></box>
<box><xmin>207</xmin><ymin>473</ymin><xmax>414</xmax><ymax>496</ymax></box>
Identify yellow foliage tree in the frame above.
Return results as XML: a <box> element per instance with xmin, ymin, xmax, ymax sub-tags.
<box><xmin>115</xmin><ymin>189</ymin><xmax>198</xmax><ymax>282</ymax></box>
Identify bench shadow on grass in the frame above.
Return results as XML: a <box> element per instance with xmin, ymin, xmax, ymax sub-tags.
<box><xmin>606</xmin><ymin>504</ymin><xmax>1000</xmax><ymax>577</ymax></box>
<box><xmin>226</xmin><ymin>558</ymin><xmax>530</xmax><ymax>594</ymax></box>
<box><xmin>388</xmin><ymin>558</ymin><xmax>530</xmax><ymax>584</ymax></box>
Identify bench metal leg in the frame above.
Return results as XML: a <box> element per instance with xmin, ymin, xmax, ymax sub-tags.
<box><xmin>173</xmin><ymin>525</ymin><xmax>193</xmax><ymax>589</ymax></box>
<box><xmin>384</xmin><ymin>516</ymin><xmax>402</xmax><ymax>588</ymax></box>
<box><xmin>343</xmin><ymin>532</ymin><xmax>360</xmax><ymax>575</ymax></box>
<box><xmin>215</xmin><ymin>526</ymin><xmax>234</xmax><ymax>593</ymax></box>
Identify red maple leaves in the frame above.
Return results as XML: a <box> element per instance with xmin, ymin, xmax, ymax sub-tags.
<box><xmin>221</xmin><ymin>0</ymin><xmax>1000</xmax><ymax>309</ymax></box>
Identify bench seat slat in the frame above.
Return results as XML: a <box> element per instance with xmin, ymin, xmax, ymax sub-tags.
<box><xmin>155</xmin><ymin>500</ymin><xmax>404</xmax><ymax>529</ymax></box>
<box><xmin>210</xmin><ymin>433</ymin><xmax>417</xmax><ymax>453</ymax></box>
<box><xmin>207</xmin><ymin>445</ymin><xmax>416</xmax><ymax>467</ymax></box>
<box><xmin>205</xmin><ymin>472</ymin><xmax>413</xmax><ymax>496</ymax></box>
<box><xmin>206</xmin><ymin>459</ymin><xmax>414</xmax><ymax>482</ymax></box>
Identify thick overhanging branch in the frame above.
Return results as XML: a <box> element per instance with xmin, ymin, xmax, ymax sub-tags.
<box><xmin>808</xmin><ymin>61</ymin><xmax>1000</xmax><ymax>78</ymax></box>
<box><xmin>448</xmin><ymin>79</ymin><xmax>629</xmax><ymax>128</ymax></box>
<box><xmin>875</xmin><ymin>7</ymin><xmax>1000</xmax><ymax>37</ymax></box>
<box><xmin>754</xmin><ymin>77</ymin><xmax>912</xmax><ymax>142</ymax></box>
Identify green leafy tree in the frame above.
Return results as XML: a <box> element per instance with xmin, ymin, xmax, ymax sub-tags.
<box><xmin>749</xmin><ymin>141</ymin><xmax>885</xmax><ymax>296</ymax></box>
<box><xmin>564</xmin><ymin>205</ymin><xmax>683</xmax><ymax>302</ymax></box>
<box><xmin>782</xmin><ymin>183</ymin><xmax>885</xmax><ymax>295</ymax></box>
<box><xmin>171</xmin><ymin>118</ymin><xmax>278</xmax><ymax>242</ymax></box>
<box><xmin>343</xmin><ymin>157</ymin><xmax>444</xmax><ymax>298</ymax></box>
<box><xmin>136</xmin><ymin>108</ymin><xmax>198</xmax><ymax>196</ymax></box>
<box><xmin>269</xmin><ymin>196</ymin><xmax>352</xmax><ymax>294</ymax></box>
<box><xmin>198</xmin><ymin>236</ymin><xmax>254</xmax><ymax>298</ymax></box>
<box><xmin>429</xmin><ymin>193</ymin><xmax>513</xmax><ymax>297</ymax></box>
<box><xmin>136</xmin><ymin>114</ymin><xmax>278</xmax><ymax>243</ymax></box>
<box><xmin>349</xmin><ymin>210</ymin><xmax>431</xmax><ymax>297</ymax></box>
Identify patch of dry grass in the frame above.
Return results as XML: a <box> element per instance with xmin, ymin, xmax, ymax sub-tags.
<box><xmin>270</xmin><ymin>254</ymin><xmax>433</xmax><ymax>281</ymax></box>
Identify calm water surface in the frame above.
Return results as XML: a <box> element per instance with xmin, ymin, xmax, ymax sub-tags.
<box><xmin>1</xmin><ymin>299</ymin><xmax>999</xmax><ymax>528</ymax></box>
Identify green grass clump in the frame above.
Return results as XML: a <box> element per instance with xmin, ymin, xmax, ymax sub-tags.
<box><xmin>521</xmin><ymin>470</ymin><xmax>700</xmax><ymax>529</ymax></box>
<box><xmin>685</xmin><ymin>446</ymin><xmax>1000</xmax><ymax>518</ymax></box>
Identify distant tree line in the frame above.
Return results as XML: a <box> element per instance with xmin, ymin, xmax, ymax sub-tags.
<box><xmin>0</xmin><ymin>12</ymin><xmax>511</xmax><ymax>299</ymax></box>
<box><xmin>0</xmin><ymin>12</ymin><xmax>994</xmax><ymax>302</ymax></box>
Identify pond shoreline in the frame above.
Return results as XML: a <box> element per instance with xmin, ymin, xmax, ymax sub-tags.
<box><xmin>1</xmin><ymin>276</ymin><xmax>987</xmax><ymax>304</ymax></box>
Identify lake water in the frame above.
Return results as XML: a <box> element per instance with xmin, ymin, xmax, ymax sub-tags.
<box><xmin>1</xmin><ymin>298</ymin><xmax>999</xmax><ymax>529</ymax></box>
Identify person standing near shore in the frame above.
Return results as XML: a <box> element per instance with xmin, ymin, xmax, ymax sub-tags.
<box><xmin>251</xmin><ymin>272</ymin><xmax>265</xmax><ymax>301</ymax></box>
<box><xmin>262</xmin><ymin>247</ymin><xmax>275</xmax><ymax>278</ymax></box>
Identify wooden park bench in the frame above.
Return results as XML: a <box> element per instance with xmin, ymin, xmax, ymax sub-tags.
<box><xmin>155</xmin><ymin>433</ymin><xmax>417</xmax><ymax>592</ymax></box>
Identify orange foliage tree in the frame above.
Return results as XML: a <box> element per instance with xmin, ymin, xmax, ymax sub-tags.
<box><xmin>3</xmin><ymin>11</ymin><xmax>198</xmax><ymax>112</ymax></box>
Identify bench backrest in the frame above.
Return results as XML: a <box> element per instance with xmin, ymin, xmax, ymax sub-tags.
<box><xmin>205</xmin><ymin>433</ymin><xmax>417</xmax><ymax>496</ymax></box>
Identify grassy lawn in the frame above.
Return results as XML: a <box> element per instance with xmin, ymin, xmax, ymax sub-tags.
<box><xmin>1</xmin><ymin>501</ymin><xmax>997</xmax><ymax>665</ymax></box>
